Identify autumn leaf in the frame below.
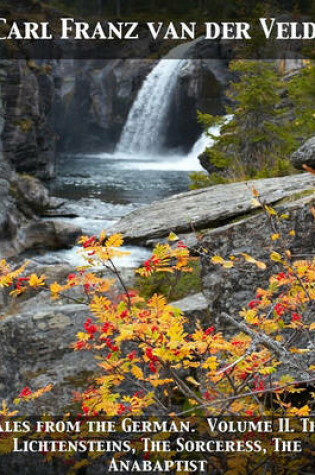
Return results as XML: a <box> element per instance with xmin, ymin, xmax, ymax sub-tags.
<box><xmin>131</xmin><ymin>366</ymin><xmax>144</xmax><ymax>380</ymax></box>
<box><xmin>28</xmin><ymin>274</ymin><xmax>46</xmax><ymax>288</ymax></box>
<box><xmin>271</xmin><ymin>233</ymin><xmax>280</xmax><ymax>241</ymax></box>
<box><xmin>211</xmin><ymin>255</ymin><xmax>225</xmax><ymax>264</ymax></box>
<box><xmin>168</xmin><ymin>232</ymin><xmax>179</xmax><ymax>242</ymax></box>
<box><xmin>270</xmin><ymin>252</ymin><xmax>282</xmax><ymax>262</ymax></box>
<box><xmin>186</xmin><ymin>376</ymin><xmax>200</xmax><ymax>387</ymax></box>
<box><xmin>302</xmin><ymin>164</ymin><xmax>315</xmax><ymax>175</ymax></box>
<box><xmin>251</xmin><ymin>186</ymin><xmax>260</xmax><ymax>197</ymax></box>
<box><xmin>106</xmin><ymin>234</ymin><xmax>124</xmax><ymax>248</ymax></box>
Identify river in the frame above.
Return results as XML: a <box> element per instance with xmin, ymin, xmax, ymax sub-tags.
<box><xmin>40</xmin><ymin>150</ymin><xmax>200</xmax><ymax>268</ymax></box>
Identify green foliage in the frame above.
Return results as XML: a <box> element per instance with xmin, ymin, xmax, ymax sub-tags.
<box><xmin>287</xmin><ymin>61</ymin><xmax>315</xmax><ymax>136</ymax></box>
<box><xmin>191</xmin><ymin>60</ymin><xmax>315</xmax><ymax>189</ymax></box>
<box><xmin>136</xmin><ymin>259</ymin><xmax>201</xmax><ymax>301</ymax></box>
<box><xmin>189</xmin><ymin>172</ymin><xmax>227</xmax><ymax>189</ymax></box>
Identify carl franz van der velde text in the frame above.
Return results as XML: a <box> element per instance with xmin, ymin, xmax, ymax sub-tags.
<box><xmin>1</xmin><ymin>18</ymin><xmax>315</xmax><ymax>41</ymax></box>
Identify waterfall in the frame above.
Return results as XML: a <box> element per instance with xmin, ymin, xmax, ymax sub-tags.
<box><xmin>116</xmin><ymin>41</ymin><xmax>199</xmax><ymax>155</ymax></box>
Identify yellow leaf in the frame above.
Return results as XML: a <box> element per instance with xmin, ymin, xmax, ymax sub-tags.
<box><xmin>29</xmin><ymin>274</ymin><xmax>46</xmax><ymax>288</ymax></box>
<box><xmin>242</xmin><ymin>253</ymin><xmax>257</xmax><ymax>264</ymax></box>
<box><xmin>148</xmin><ymin>294</ymin><xmax>166</xmax><ymax>313</ymax></box>
<box><xmin>271</xmin><ymin>234</ymin><xmax>280</xmax><ymax>241</ymax></box>
<box><xmin>211</xmin><ymin>256</ymin><xmax>224</xmax><ymax>264</ymax></box>
<box><xmin>256</xmin><ymin>260</ymin><xmax>267</xmax><ymax>270</ymax></box>
<box><xmin>265</xmin><ymin>205</ymin><xmax>277</xmax><ymax>216</ymax></box>
<box><xmin>290</xmin><ymin>348</ymin><xmax>310</xmax><ymax>354</ymax></box>
<box><xmin>106</xmin><ymin>234</ymin><xmax>124</xmax><ymax>248</ymax></box>
<box><xmin>289</xmin><ymin>230</ymin><xmax>296</xmax><ymax>236</ymax></box>
<box><xmin>186</xmin><ymin>376</ymin><xmax>200</xmax><ymax>387</ymax></box>
<box><xmin>168</xmin><ymin>232</ymin><xmax>179</xmax><ymax>242</ymax></box>
<box><xmin>77</xmin><ymin>332</ymin><xmax>90</xmax><ymax>342</ymax></box>
<box><xmin>131</xmin><ymin>366</ymin><xmax>144</xmax><ymax>380</ymax></box>
<box><xmin>309</xmin><ymin>322</ymin><xmax>315</xmax><ymax>331</ymax></box>
<box><xmin>99</xmin><ymin>230</ymin><xmax>107</xmax><ymax>242</ymax></box>
<box><xmin>251</xmin><ymin>198</ymin><xmax>260</xmax><ymax>207</ymax></box>
<box><xmin>50</xmin><ymin>282</ymin><xmax>63</xmax><ymax>298</ymax></box>
<box><xmin>309</xmin><ymin>206</ymin><xmax>315</xmax><ymax>221</ymax></box>
<box><xmin>150</xmin><ymin>378</ymin><xmax>173</xmax><ymax>387</ymax></box>
<box><xmin>223</xmin><ymin>261</ymin><xmax>234</xmax><ymax>269</ymax></box>
<box><xmin>270</xmin><ymin>252</ymin><xmax>282</xmax><ymax>262</ymax></box>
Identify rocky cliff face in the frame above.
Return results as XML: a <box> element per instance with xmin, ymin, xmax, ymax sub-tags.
<box><xmin>165</xmin><ymin>59</ymin><xmax>229</xmax><ymax>151</ymax></box>
<box><xmin>59</xmin><ymin>59</ymin><xmax>156</xmax><ymax>152</ymax></box>
<box><xmin>2</xmin><ymin>60</ymin><xmax>61</xmax><ymax>179</ymax></box>
<box><xmin>0</xmin><ymin>62</ymin><xmax>24</xmax><ymax>252</ymax></box>
<box><xmin>0</xmin><ymin>60</ymin><xmax>82</xmax><ymax>258</ymax></box>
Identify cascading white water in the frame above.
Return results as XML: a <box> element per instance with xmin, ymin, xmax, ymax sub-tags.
<box><xmin>121</xmin><ymin>123</ymin><xmax>223</xmax><ymax>171</ymax></box>
<box><xmin>116</xmin><ymin>60</ymin><xmax>185</xmax><ymax>154</ymax></box>
<box><xmin>116</xmin><ymin>41</ymin><xmax>199</xmax><ymax>155</ymax></box>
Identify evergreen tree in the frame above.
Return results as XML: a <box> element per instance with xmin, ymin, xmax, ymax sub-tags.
<box><xmin>288</xmin><ymin>60</ymin><xmax>315</xmax><ymax>138</ymax></box>
<box><xmin>191</xmin><ymin>60</ymin><xmax>315</xmax><ymax>189</ymax></box>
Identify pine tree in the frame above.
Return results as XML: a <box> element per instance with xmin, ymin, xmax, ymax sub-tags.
<box><xmin>192</xmin><ymin>60</ymin><xmax>315</xmax><ymax>189</ymax></box>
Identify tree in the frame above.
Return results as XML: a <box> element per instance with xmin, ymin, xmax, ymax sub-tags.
<box><xmin>287</xmin><ymin>60</ymin><xmax>315</xmax><ymax>138</ymax></box>
<box><xmin>193</xmin><ymin>60</ymin><xmax>300</xmax><ymax>189</ymax></box>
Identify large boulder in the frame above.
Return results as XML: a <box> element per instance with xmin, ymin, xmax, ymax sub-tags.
<box><xmin>10</xmin><ymin>173</ymin><xmax>51</xmax><ymax>215</ymax></box>
<box><xmin>291</xmin><ymin>136</ymin><xmax>315</xmax><ymax>170</ymax></box>
<box><xmin>113</xmin><ymin>174</ymin><xmax>315</xmax><ymax>245</ymax></box>
<box><xmin>0</xmin><ymin>301</ymin><xmax>97</xmax><ymax>413</ymax></box>
<box><xmin>19</xmin><ymin>220</ymin><xmax>82</xmax><ymax>252</ymax></box>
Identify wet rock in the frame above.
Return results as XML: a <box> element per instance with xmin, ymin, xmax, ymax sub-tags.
<box><xmin>11</xmin><ymin>174</ymin><xmax>51</xmax><ymax>215</ymax></box>
<box><xmin>165</xmin><ymin>59</ymin><xmax>228</xmax><ymax>151</ymax></box>
<box><xmin>291</xmin><ymin>136</ymin><xmax>315</xmax><ymax>170</ymax></box>
<box><xmin>60</xmin><ymin>60</ymin><xmax>155</xmax><ymax>152</ymax></box>
<box><xmin>114</xmin><ymin>174</ymin><xmax>315</xmax><ymax>244</ymax></box>
<box><xmin>18</xmin><ymin>220</ymin><xmax>82</xmax><ymax>252</ymax></box>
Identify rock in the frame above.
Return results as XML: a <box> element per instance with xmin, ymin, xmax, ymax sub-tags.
<box><xmin>198</xmin><ymin>192</ymin><xmax>315</xmax><ymax>379</ymax></box>
<box><xmin>2</xmin><ymin>60</ymin><xmax>60</xmax><ymax>179</ymax></box>
<box><xmin>172</xmin><ymin>293</ymin><xmax>209</xmax><ymax>321</ymax></box>
<box><xmin>198</xmin><ymin>150</ymin><xmax>224</xmax><ymax>175</ymax></box>
<box><xmin>200</xmin><ymin>194</ymin><xmax>315</xmax><ymax>325</ymax></box>
<box><xmin>11</xmin><ymin>173</ymin><xmax>51</xmax><ymax>214</ymax></box>
<box><xmin>165</xmin><ymin>60</ymin><xmax>228</xmax><ymax>151</ymax></box>
<box><xmin>113</xmin><ymin>174</ymin><xmax>315</xmax><ymax>245</ymax></box>
<box><xmin>0</xmin><ymin>64</ymin><xmax>27</xmax><ymax>250</ymax></box>
<box><xmin>291</xmin><ymin>136</ymin><xmax>315</xmax><ymax>170</ymax></box>
<box><xmin>0</xmin><ymin>303</ymin><xmax>98</xmax><ymax>413</ymax></box>
<box><xmin>18</xmin><ymin>220</ymin><xmax>82</xmax><ymax>252</ymax></box>
<box><xmin>59</xmin><ymin>60</ymin><xmax>155</xmax><ymax>152</ymax></box>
